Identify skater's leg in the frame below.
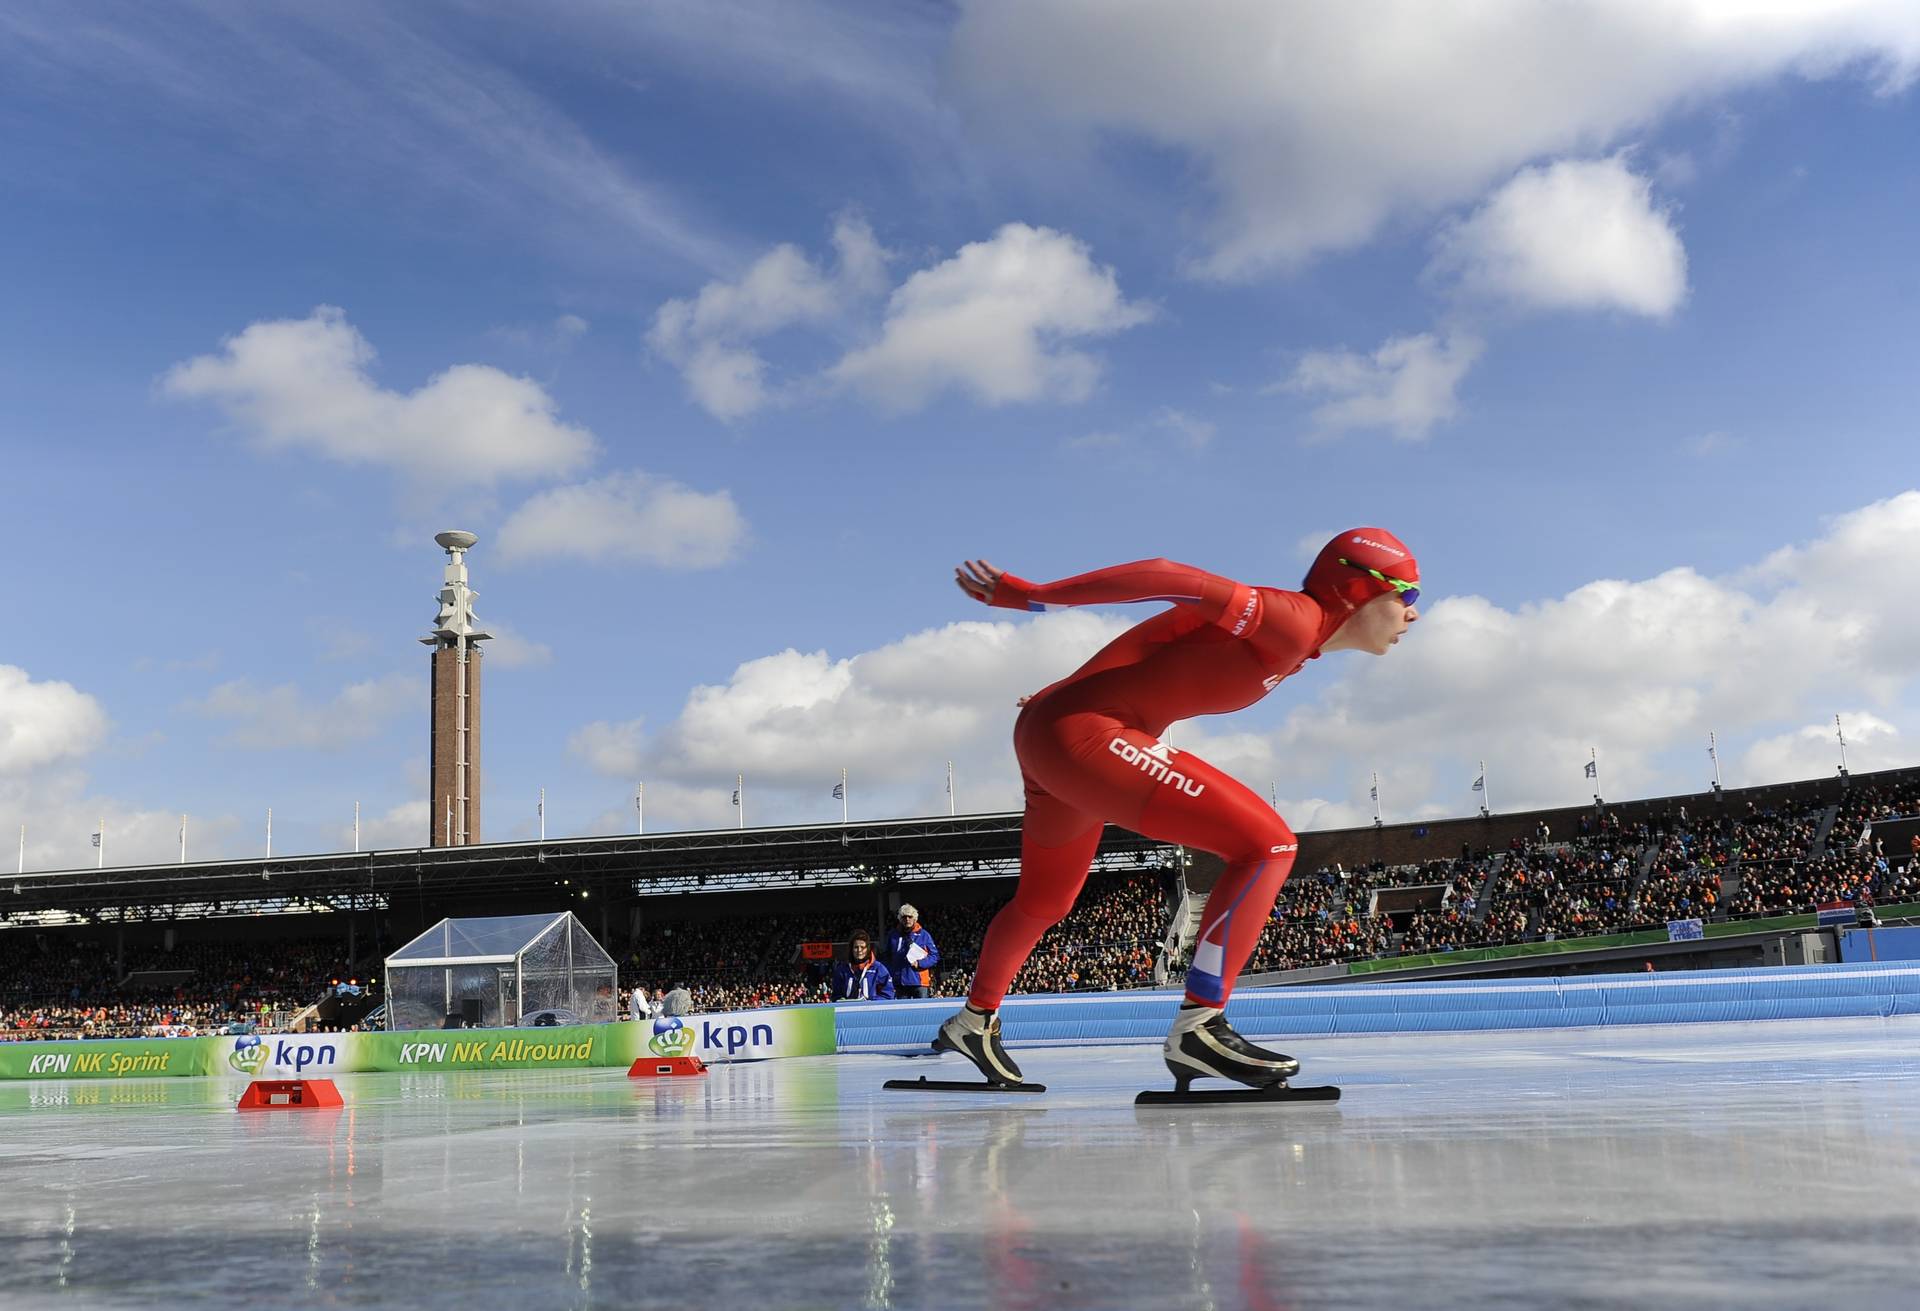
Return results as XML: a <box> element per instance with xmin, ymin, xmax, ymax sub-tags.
<box><xmin>967</xmin><ymin>796</ymin><xmax>1102</xmax><ymax>1011</ymax></box>
<box><xmin>934</xmin><ymin>791</ymin><xmax>1099</xmax><ymax>1085</ymax></box>
<box><xmin>1179</xmin><ymin>837</ymin><xmax>1295</xmax><ymax>1007</ymax></box>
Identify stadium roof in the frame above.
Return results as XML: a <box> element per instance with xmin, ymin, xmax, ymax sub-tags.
<box><xmin>0</xmin><ymin>811</ymin><xmax>1172</xmax><ymax>926</ymax></box>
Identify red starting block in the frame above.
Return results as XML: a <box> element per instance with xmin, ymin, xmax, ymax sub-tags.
<box><xmin>628</xmin><ymin>1055</ymin><xmax>707</xmax><ymax>1078</ymax></box>
<box><xmin>236</xmin><ymin>1078</ymin><xmax>344</xmax><ymax>1111</ymax></box>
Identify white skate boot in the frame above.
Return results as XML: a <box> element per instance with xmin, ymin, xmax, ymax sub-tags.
<box><xmin>1162</xmin><ymin>1004</ymin><xmax>1299</xmax><ymax>1092</ymax></box>
<box><xmin>931</xmin><ymin>1006</ymin><xmax>1024</xmax><ymax>1086</ymax></box>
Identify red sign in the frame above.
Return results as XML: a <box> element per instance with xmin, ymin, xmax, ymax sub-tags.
<box><xmin>799</xmin><ymin>942</ymin><xmax>835</xmax><ymax>961</ymax></box>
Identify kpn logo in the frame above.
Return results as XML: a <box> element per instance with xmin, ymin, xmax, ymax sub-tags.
<box><xmin>228</xmin><ymin>1035</ymin><xmax>266</xmax><ymax>1075</ymax></box>
<box><xmin>647</xmin><ymin>1016</ymin><xmax>695</xmax><ymax>1058</ymax></box>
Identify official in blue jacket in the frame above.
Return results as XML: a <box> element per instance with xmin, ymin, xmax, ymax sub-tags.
<box><xmin>882</xmin><ymin>904</ymin><xmax>939</xmax><ymax>998</ymax></box>
<box><xmin>831</xmin><ymin>930</ymin><xmax>895</xmax><ymax>1001</ymax></box>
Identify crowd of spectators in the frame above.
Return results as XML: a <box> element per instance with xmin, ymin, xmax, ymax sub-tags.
<box><xmin>0</xmin><ymin>937</ymin><xmax>354</xmax><ymax>1040</ymax></box>
<box><xmin>615</xmin><ymin>869</ymin><xmax>1175</xmax><ymax>1010</ymax></box>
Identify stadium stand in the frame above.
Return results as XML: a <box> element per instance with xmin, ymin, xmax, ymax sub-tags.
<box><xmin>5</xmin><ymin>768</ymin><xmax>1919</xmax><ymax>1033</ymax></box>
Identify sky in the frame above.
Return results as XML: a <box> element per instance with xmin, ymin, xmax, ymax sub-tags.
<box><xmin>3</xmin><ymin>1</ymin><xmax>1919</xmax><ymax>871</ymax></box>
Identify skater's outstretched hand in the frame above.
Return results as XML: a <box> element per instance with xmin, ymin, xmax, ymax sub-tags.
<box><xmin>955</xmin><ymin>559</ymin><xmax>1005</xmax><ymax>605</ymax></box>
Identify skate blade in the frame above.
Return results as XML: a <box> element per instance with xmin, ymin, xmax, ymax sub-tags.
<box><xmin>885</xmin><ymin>1076</ymin><xmax>1045</xmax><ymax>1094</ymax></box>
<box><xmin>1134</xmin><ymin>1083</ymin><xmax>1339</xmax><ymax>1106</ymax></box>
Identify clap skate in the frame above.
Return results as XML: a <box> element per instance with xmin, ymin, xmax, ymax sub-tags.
<box><xmin>887</xmin><ymin>1006</ymin><xmax>1044</xmax><ymax>1094</ymax></box>
<box><xmin>1135</xmin><ymin>1005</ymin><xmax>1338</xmax><ymax>1106</ymax></box>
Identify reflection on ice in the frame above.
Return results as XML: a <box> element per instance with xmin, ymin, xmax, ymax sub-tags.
<box><xmin>1</xmin><ymin>1017</ymin><xmax>1918</xmax><ymax>1308</ymax></box>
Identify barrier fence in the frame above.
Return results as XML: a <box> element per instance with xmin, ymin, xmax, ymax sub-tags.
<box><xmin>0</xmin><ymin>1006</ymin><xmax>837</xmax><ymax>1081</ymax></box>
<box><xmin>6</xmin><ymin>961</ymin><xmax>1918</xmax><ymax>1079</ymax></box>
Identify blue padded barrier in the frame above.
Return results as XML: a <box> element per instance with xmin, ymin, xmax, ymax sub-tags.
<box><xmin>830</xmin><ymin>961</ymin><xmax>1920</xmax><ymax>1053</ymax></box>
<box><xmin>1840</xmin><ymin>926</ymin><xmax>1920</xmax><ymax>962</ymax></box>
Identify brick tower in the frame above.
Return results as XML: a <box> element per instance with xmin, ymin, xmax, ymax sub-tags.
<box><xmin>423</xmin><ymin>531</ymin><xmax>490</xmax><ymax>846</ymax></box>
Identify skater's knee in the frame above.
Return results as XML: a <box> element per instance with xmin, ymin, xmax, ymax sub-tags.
<box><xmin>1233</xmin><ymin>817</ymin><xmax>1298</xmax><ymax>868</ymax></box>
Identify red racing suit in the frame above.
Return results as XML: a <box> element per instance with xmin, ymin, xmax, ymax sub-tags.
<box><xmin>971</xmin><ymin>559</ymin><xmax>1341</xmax><ymax>1009</ymax></box>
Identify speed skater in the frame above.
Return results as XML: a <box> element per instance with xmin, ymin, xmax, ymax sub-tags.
<box><xmin>931</xmin><ymin>529</ymin><xmax>1421</xmax><ymax>1090</ymax></box>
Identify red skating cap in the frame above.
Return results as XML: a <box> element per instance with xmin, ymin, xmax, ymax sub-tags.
<box><xmin>1302</xmin><ymin>528</ymin><xmax>1418</xmax><ymax>617</ymax></box>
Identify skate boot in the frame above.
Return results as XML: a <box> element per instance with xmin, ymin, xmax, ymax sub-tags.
<box><xmin>1163</xmin><ymin>1004</ymin><xmax>1298</xmax><ymax>1092</ymax></box>
<box><xmin>932</xmin><ymin>1006</ymin><xmax>1024</xmax><ymax>1086</ymax></box>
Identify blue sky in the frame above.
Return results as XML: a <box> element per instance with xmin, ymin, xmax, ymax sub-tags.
<box><xmin>3</xmin><ymin>2</ymin><xmax>1919</xmax><ymax>869</ymax></box>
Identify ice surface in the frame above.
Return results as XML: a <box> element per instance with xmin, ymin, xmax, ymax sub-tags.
<box><xmin>4</xmin><ymin>1017</ymin><xmax>1920</xmax><ymax>1309</ymax></box>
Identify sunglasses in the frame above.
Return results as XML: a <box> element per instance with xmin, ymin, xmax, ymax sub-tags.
<box><xmin>1338</xmin><ymin>558</ymin><xmax>1419</xmax><ymax>607</ymax></box>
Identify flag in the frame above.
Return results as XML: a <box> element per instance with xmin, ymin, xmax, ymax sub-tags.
<box><xmin>1369</xmin><ymin>784</ymin><xmax>1378</xmax><ymax>801</ymax></box>
<box><xmin>1471</xmin><ymin>775</ymin><xmax>1484</xmax><ymax>792</ymax></box>
<box><xmin>90</xmin><ymin>833</ymin><xmax>101</xmax><ymax>847</ymax></box>
<box><xmin>1584</xmin><ymin>760</ymin><xmax>1597</xmax><ymax>779</ymax></box>
<box><xmin>831</xmin><ymin>782</ymin><xmax>844</xmax><ymax>800</ymax></box>
<box><xmin>731</xmin><ymin>789</ymin><xmax>740</xmax><ymax>806</ymax></box>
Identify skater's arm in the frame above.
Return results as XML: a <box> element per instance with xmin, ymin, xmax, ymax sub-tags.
<box><xmin>956</xmin><ymin>558</ymin><xmax>1262</xmax><ymax>635</ymax></box>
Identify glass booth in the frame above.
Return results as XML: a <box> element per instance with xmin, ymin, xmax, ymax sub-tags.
<box><xmin>384</xmin><ymin>912</ymin><xmax>618</xmax><ymax>1031</ymax></box>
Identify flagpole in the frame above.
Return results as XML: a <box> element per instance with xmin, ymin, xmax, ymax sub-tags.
<box><xmin>1709</xmin><ymin>731</ymin><xmax>1722</xmax><ymax>791</ymax></box>
<box><xmin>1268</xmin><ymin>780</ymin><xmax>1277</xmax><ymax>810</ymax></box>
<box><xmin>18</xmin><ymin>824</ymin><xmax>24</xmax><ymax>874</ymax></box>
<box><xmin>353</xmin><ymin>800</ymin><xmax>361</xmax><ymax>853</ymax></box>
<box><xmin>180</xmin><ymin>814</ymin><xmax>187</xmax><ymax>864</ymax></box>
<box><xmin>98</xmin><ymin>816</ymin><xmax>104</xmax><ymax>869</ymax></box>
<box><xmin>1479</xmin><ymin>761</ymin><xmax>1490</xmax><ymax>816</ymax></box>
<box><xmin>946</xmin><ymin>760</ymin><xmax>955</xmax><ymax>816</ymax></box>
<box><xmin>266</xmin><ymin>807</ymin><xmax>272</xmax><ymax>859</ymax></box>
<box><xmin>1836</xmin><ymin>714</ymin><xmax>1849</xmax><ymax>776</ymax></box>
<box><xmin>841</xmin><ymin>768</ymin><xmax>849</xmax><ymax>824</ymax></box>
<box><xmin>1371</xmin><ymin>771</ymin><xmax>1381</xmax><ymax>827</ymax></box>
<box><xmin>636</xmin><ymin>782</ymin><xmax>645</xmax><ymax>835</ymax></box>
<box><xmin>737</xmin><ymin>773</ymin><xmax>745</xmax><ymax>829</ymax></box>
<box><xmin>538</xmin><ymin>788</ymin><xmax>545</xmax><ymax>841</ymax></box>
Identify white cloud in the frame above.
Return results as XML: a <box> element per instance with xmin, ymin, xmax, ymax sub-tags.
<box><xmin>188</xmin><ymin>673</ymin><xmax>420</xmax><ymax>751</ymax></box>
<box><xmin>649</xmin><ymin>214</ymin><xmax>889</xmax><ymax>419</ymax></box>
<box><xmin>1741</xmin><ymin>713</ymin><xmax>1902</xmax><ymax>785</ymax></box>
<box><xmin>1153</xmin><ymin>407</ymin><xmax>1216</xmax><ymax>448</ymax></box>
<box><xmin>0</xmin><ymin>667</ymin><xmax>244</xmax><ymax>872</ymax></box>
<box><xmin>343</xmin><ymin>799</ymin><xmax>433</xmax><ymax>852</ymax></box>
<box><xmin>1687</xmin><ymin>430</ymin><xmax>1743</xmax><ymax>457</ymax></box>
<box><xmin>1281</xmin><ymin>330</ymin><xmax>1483</xmax><ymax>440</ymax></box>
<box><xmin>570</xmin><ymin>611</ymin><xmax>1129</xmax><ymax>826</ymax></box>
<box><xmin>163</xmin><ymin>307</ymin><xmax>597</xmax><ymax>486</ymax></box>
<box><xmin>569</xmin><ymin>718</ymin><xmax>647</xmax><ymax>778</ymax></box>
<box><xmin>489</xmin><ymin>314</ymin><xmax>591</xmax><ymax>352</ymax></box>
<box><xmin>653</xmin><ymin>219</ymin><xmax>1149</xmax><ymax>419</ymax></box>
<box><xmin>0</xmin><ymin>666</ymin><xmax>110</xmax><ymax>773</ymax></box>
<box><xmin>3</xmin><ymin>771</ymin><xmax>231</xmax><ymax>875</ymax></box>
<box><xmin>949</xmin><ymin>1</ymin><xmax>1920</xmax><ymax>278</ymax></box>
<box><xmin>496</xmin><ymin>471</ymin><xmax>747</xmax><ymax>569</ymax></box>
<box><xmin>560</xmin><ymin>490</ymin><xmax>1920</xmax><ymax>832</ymax></box>
<box><xmin>1431</xmin><ymin>157</ymin><xmax>1688</xmax><ymax>318</ymax></box>
<box><xmin>1742</xmin><ymin>490</ymin><xmax>1920</xmax><ymax>696</ymax></box>
<box><xmin>1066</xmin><ymin>405</ymin><xmax>1216</xmax><ymax>455</ymax></box>
<box><xmin>1181</xmin><ymin>490</ymin><xmax>1920</xmax><ymax>815</ymax></box>
<box><xmin>832</xmin><ymin>223</ymin><xmax>1153</xmax><ymax>411</ymax></box>
<box><xmin>483</xmin><ymin>620</ymin><xmax>554</xmax><ymax>671</ymax></box>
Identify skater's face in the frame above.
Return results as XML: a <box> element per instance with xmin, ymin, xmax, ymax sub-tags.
<box><xmin>851</xmin><ymin>937</ymin><xmax>871</xmax><ymax>961</ymax></box>
<box><xmin>1328</xmin><ymin>591</ymin><xmax>1419</xmax><ymax>656</ymax></box>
